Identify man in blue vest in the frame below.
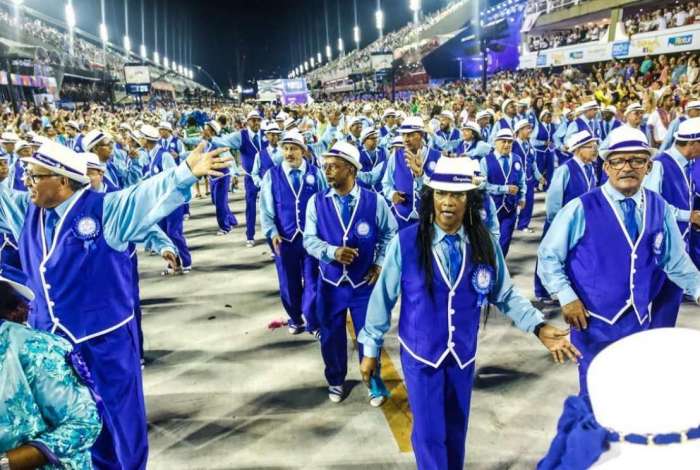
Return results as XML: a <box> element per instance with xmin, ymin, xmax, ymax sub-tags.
<box><xmin>83</xmin><ymin>129</ymin><xmax>143</xmax><ymax>191</ymax></box>
<box><xmin>476</xmin><ymin>110</ymin><xmax>492</xmax><ymax>143</ymax></box>
<box><xmin>382</xmin><ymin>116</ymin><xmax>442</xmax><ymax>229</ymax></box>
<box><xmin>345</xmin><ymin>117</ymin><xmax>363</xmax><ymax>150</ymax></box>
<box><xmin>644</xmin><ymin>117</ymin><xmax>700</xmax><ymax>328</ymax></box>
<box><xmin>565</xmin><ymin>101</ymin><xmax>600</xmax><ymax>142</ymax></box>
<box><xmin>599</xmin><ymin>105</ymin><xmax>622</xmax><ymax>143</ymax></box>
<box><xmin>531</xmin><ymin>110</ymin><xmax>557</xmax><ymax>190</ymax></box>
<box><xmin>430</xmin><ymin>110</ymin><xmax>461</xmax><ymax>155</ymax></box>
<box><xmin>251</xmin><ymin>123</ymin><xmax>283</xmax><ymax>188</ymax></box>
<box><xmin>358</xmin><ymin>127</ymin><xmax>387</xmax><ymax>193</ymax></box>
<box><xmin>359</xmin><ymin>156</ymin><xmax>580</xmax><ymax>470</ymax></box>
<box><xmin>0</xmin><ymin>151</ymin><xmax>20</xmax><ymax>269</ymax></box>
<box><xmin>488</xmin><ymin>98</ymin><xmax>518</xmax><ymax>145</ymax></box>
<box><xmin>512</xmin><ymin>119</ymin><xmax>544</xmax><ymax>233</ymax></box>
<box><xmin>0</xmin><ymin>140</ymin><xmax>231</xmax><ymax>470</ymax></box>
<box><xmin>480</xmin><ymin>128</ymin><xmax>526</xmax><ymax>256</ymax></box>
<box><xmin>534</xmin><ymin>130</ymin><xmax>598</xmax><ymax>303</ymax></box>
<box><xmin>538</xmin><ymin>126</ymin><xmax>700</xmax><ymax>396</ymax></box>
<box><xmin>64</xmin><ymin>120</ymin><xmax>84</xmax><ymax>152</ymax></box>
<box><xmin>378</xmin><ymin>108</ymin><xmax>398</xmax><ymax>148</ymax></box>
<box><xmin>158</xmin><ymin>122</ymin><xmax>187</xmax><ymax>163</ymax></box>
<box><xmin>214</xmin><ymin>110</ymin><xmax>266</xmax><ymax>247</ymax></box>
<box><xmin>659</xmin><ymin>100</ymin><xmax>700</xmax><ymax>152</ymax></box>
<box><xmin>304</xmin><ymin>141</ymin><xmax>397</xmax><ymax>406</ymax></box>
<box><xmin>261</xmin><ymin>130</ymin><xmax>325</xmax><ymax>335</ymax></box>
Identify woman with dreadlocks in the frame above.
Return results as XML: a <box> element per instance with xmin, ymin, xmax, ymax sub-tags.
<box><xmin>358</xmin><ymin>157</ymin><xmax>581</xmax><ymax>470</ymax></box>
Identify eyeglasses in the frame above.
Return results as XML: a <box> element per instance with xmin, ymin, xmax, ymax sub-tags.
<box><xmin>606</xmin><ymin>157</ymin><xmax>649</xmax><ymax>170</ymax></box>
<box><xmin>25</xmin><ymin>172</ymin><xmax>60</xmax><ymax>184</ymax></box>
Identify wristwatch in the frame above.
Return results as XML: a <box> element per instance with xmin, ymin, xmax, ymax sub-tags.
<box><xmin>0</xmin><ymin>452</ymin><xmax>10</xmax><ymax>470</ymax></box>
<box><xmin>533</xmin><ymin>322</ymin><xmax>546</xmax><ymax>338</ymax></box>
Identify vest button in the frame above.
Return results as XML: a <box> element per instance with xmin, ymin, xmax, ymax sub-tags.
<box><xmin>451</xmin><ymin>326</ymin><xmax>456</xmax><ymax>332</ymax></box>
<box><xmin>45</xmin><ymin>284</ymin><xmax>51</xmax><ymax>290</ymax></box>
<box><xmin>40</xmin><ymin>267</ymin><xmax>46</xmax><ymax>273</ymax></box>
<box><xmin>49</xmin><ymin>301</ymin><xmax>55</xmax><ymax>307</ymax></box>
<box><xmin>449</xmin><ymin>309</ymin><xmax>456</xmax><ymax>315</ymax></box>
<box><xmin>450</xmin><ymin>341</ymin><xmax>456</xmax><ymax>347</ymax></box>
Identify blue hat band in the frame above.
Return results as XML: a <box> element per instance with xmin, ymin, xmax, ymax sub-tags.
<box><xmin>430</xmin><ymin>173</ymin><xmax>474</xmax><ymax>184</ymax></box>
<box><xmin>32</xmin><ymin>151</ymin><xmax>84</xmax><ymax>177</ymax></box>
<box><xmin>607</xmin><ymin>139</ymin><xmax>649</xmax><ymax>152</ymax></box>
<box><xmin>677</xmin><ymin>131</ymin><xmax>700</xmax><ymax>140</ymax></box>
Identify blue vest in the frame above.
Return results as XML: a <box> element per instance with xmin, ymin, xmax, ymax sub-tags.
<box><xmin>512</xmin><ymin>140</ymin><xmax>536</xmax><ymax>180</ymax></box>
<box><xmin>534</xmin><ymin>122</ymin><xmax>555</xmax><ymax>150</ymax></box>
<box><xmin>562</xmin><ymin>159</ymin><xmax>594</xmax><ymax>206</ymax></box>
<box><xmin>391</xmin><ymin>147</ymin><xmax>441</xmax><ymax>221</ymax></box>
<box><xmin>12</xmin><ymin>157</ymin><xmax>26</xmax><ymax>191</ymax></box>
<box><xmin>240</xmin><ymin>129</ymin><xmax>265</xmax><ymax>174</ymax></box>
<box><xmin>258</xmin><ymin>147</ymin><xmax>277</xmax><ymax>178</ymax></box>
<box><xmin>19</xmin><ymin>190</ymin><xmax>134</xmax><ymax>342</ymax></box>
<box><xmin>599</xmin><ymin>118</ymin><xmax>622</xmax><ymax>142</ymax></box>
<box><xmin>271</xmin><ymin>164</ymin><xmax>319</xmax><ymax>241</ymax></box>
<box><xmin>655</xmin><ymin>151</ymin><xmax>692</xmax><ymax>241</ymax></box>
<box><xmin>359</xmin><ymin>147</ymin><xmax>387</xmax><ymax>192</ymax></box>
<box><xmin>147</xmin><ymin>146</ymin><xmax>170</xmax><ymax>177</ymax></box>
<box><xmin>574</xmin><ymin>117</ymin><xmax>599</xmax><ymax>138</ymax></box>
<box><xmin>315</xmin><ymin>187</ymin><xmax>378</xmax><ymax>287</ymax></box>
<box><xmin>498</xmin><ymin>117</ymin><xmax>516</xmax><ymax>131</ymax></box>
<box><xmin>565</xmin><ymin>188</ymin><xmax>665</xmax><ymax>325</ymax></box>
<box><xmin>398</xmin><ymin>224</ymin><xmax>488</xmax><ymax>368</ymax></box>
<box><xmin>161</xmin><ymin>136</ymin><xmax>182</xmax><ymax>161</ymax></box>
<box><xmin>434</xmin><ymin>128</ymin><xmax>460</xmax><ymax>150</ymax></box>
<box><xmin>484</xmin><ymin>151</ymin><xmax>524</xmax><ymax>212</ymax></box>
<box><xmin>481</xmin><ymin>124</ymin><xmax>491</xmax><ymax>142</ymax></box>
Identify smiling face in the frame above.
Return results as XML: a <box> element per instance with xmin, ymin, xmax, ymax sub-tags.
<box><xmin>433</xmin><ymin>189</ymin><xmax>467</xmax><ymax>234</ymax></box>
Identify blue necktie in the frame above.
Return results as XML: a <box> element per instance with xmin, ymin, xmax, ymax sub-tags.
<box><xmin>685</xmin><ymin>162</ymin><xmax>695</xmax><ymax>194</ymax></box>
<box><xmin>44</xmin><ymin>209</ymin><xmax>58</xmax><ymax>246</ymax></box>
<box><xmin>584</xmin><ymin>164</ymin><xmax>594</xmax><ymax>186</ymax></box>
<box><xmin>290</xmin><ymin>169</ymin><xmax>301</xmax><ymax>193</ymax></box>
<box><xmin>620</xmin><ymin>198</ymin><xmax>639</xmax><ymax>241</ymax></box>
<box><xmin>340</xmin><ymin>195</ymin><xmax>352</xmax><ymax>226</ymax></box>
<box><xmin>444</xmin><ymin>234</ymin><xmax>462</xmax><ymax>284</ymax></box>
<box><xmin>501</xmin><ymin>156</ymin><xmax>510</xmax><ymax>175</ymax></box>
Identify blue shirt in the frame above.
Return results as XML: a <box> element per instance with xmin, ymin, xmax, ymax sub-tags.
<box><xmin>545</xmin><ymin>157</ymin><xmax>595</xmax><ymax>223</ymax></box>
<box><xmin>644</xmin><ymin>145</ymin><xmax>692</xmax><ymax>223</ymax></box>
<box><xmin>381</xmin><ymin>146</ymin><xmax>428</xmax><ymax>205</ymax></box>
<box><xmin>357</xmin><ymin>224</ymin><xmax>545</xmax><ymax>358</ymax></box>
<box><xmin>659</xmin><ymin>116</ymin><xmax>685</xmax><ymax>152</ymax></box>
<box><xmin>251</xmin><ymin>145</ymin><xmax>283</xmax><ymax>188</ymax></box>
<box><xmin>537</xmin><ymin>181</ymin><xmax>700</xmax><ymax>306</ymax></box>
<box><xmin>303</xmin><ymin>183</ymin><xmax>397</xmax><ymax>267</ymax></box>
<box><xmin>0</xmin><ymin>163</ymin><xmax>196</xmax><ymax>253</ymax></box>
<box><xmin>479</xmin><ymin>150</ymin><xmax>527</xmax><ymax>203</ymax></box>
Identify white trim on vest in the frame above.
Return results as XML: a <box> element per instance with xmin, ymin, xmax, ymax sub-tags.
<box><xmin>662</xmin><ymin>152</ymin><xmax>693</xmax><ymax>240</ymax></box>
<box><xmin>494</xmin><ymin>152</ymin><xmax>515</xmax><ymax>213</ymax></box>
<box><xmin>391</xmin><ymin>147</ymin><xmax>427</xmax><ymax>222</ymax></box>
<box><xmin>279</xmin><ymin>166</ymin><xmax>306</xmax><ymax>243</ymax></box>
<box><xmin>598</xmin><ymin>189</ymin><xmax>649</xmax><ymax>325</ymax></box>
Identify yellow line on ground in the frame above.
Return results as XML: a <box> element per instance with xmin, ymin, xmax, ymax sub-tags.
<box><xmin>347</xmin><ymin>318</ymin><xmax>413</xmax><ymax>452</ymax></box>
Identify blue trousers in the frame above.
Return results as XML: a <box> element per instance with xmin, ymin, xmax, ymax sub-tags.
<box><xmin>244</xmin><ymin>175</ymin><xmax>258</xmax><ymax>241</ymax></box>
<box><xmin>401</xmin><ymin>350</ymin><xmax>475</xmax><ymax>470</ymax></box>
<box><xmin>71</xmin><ymin>320</ymin><xmax>148</xmax><ymax>470</ymax></box>
<box><xmin>570</xmin><ymin>309</ymin><xmax>648</xmax><ymax>397</ymax></box>
<box><xmin>516</xmin><ymin>178</ymin><xmax>536</xmax><ymax>230</ymax></box>
<box><xmin>158</xmin><ymin>206</ymin><xmax>191</xmax><ymax>268</ymax></box>
<box><xmin>650</xmin><ymin>277</ymin><xmax>684</xmax><ymax>328</ymax></box>
<box><xmin>497</xmin><ymin>208</ymin><xmax>517</xmax><ymax>257</ymax></box>
<box><xmin>0</xmin><ymin>232</ymin><xmax>21</xmax><ymax>269</ymax></box>
<box><xmin>536</xmin><ymin>149</ymin><xmax>555</xmax><ymax>190</ymax></box>
<box><xmin>317</xmin><ymin>281</ymin><xmax>377</xmax><ymax>386</ymax></box>
<box><xmin>130</xmin><ymin>253</ymin><xmax>144</xmax><ymax>359</ymax></box>
<box><xmin>274</xmin><ymin>236</ymin><xmax>318</xmax><ymax>329</ymax></box>
<box><xmin>210</xmin><ymin>175</ymin><xmax>238</xmax><ymax>232</ymax></box>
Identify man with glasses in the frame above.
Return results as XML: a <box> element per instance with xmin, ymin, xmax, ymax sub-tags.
<box><xmin>645</xmin><ymin>118</ymin><xmax>700</xmax><ymax>327</ymax></box>
<box><xmin>83</xmin><ymin>129</ymin><xmax>143</xmax><ymax>191</ymax></box>
<box><xmin>538</xmin><ymin>126</ymin><xmax>700</xmax><ymax>396</ymax></box>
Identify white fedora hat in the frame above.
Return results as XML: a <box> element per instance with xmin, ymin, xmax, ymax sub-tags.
<box><xmin>24</xmin><ymin>140</ymin><xmax>89</xmax><ymax>184</ymax></box>
<box><xmin>426</xmin><ymin>157</ymin><xmax>480</xmax><ymax>192</ymax></box>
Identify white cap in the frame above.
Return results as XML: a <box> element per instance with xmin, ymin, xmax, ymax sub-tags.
<box><xmin>624</xmin><ymin>102</ymin><xmax>644</xmax><ymax>116</ymax></box>
<box><xmin>460</xmin><ymin>121</ymin><xmax>481</xmax><ymax>134</ymax></box>
<box><xmin>397</xmin><ymin>116</ymin><xmax>425</xmax><ymax>134</ymax></box>
<box><xmin>360</xmin><ymin>127</ymin><xmax>378</xmax><ymax>143</ymax></box>
<box><xmin>81</xmin><ymin>152</ymin><xmax>106</xmax><ymax>171</ymax></box>
<box><xmin>264</xmin><ymin>123</ymin><xmax>283</xmax><ymax>134</ymax></box>
<box><xmin>66</xmin><ymin>120</ymin><xmax>81</xmax><ymax>131</ymax></box>
<box><xmin>139</xmin><ymin>124</ymin><xmax>160</xmax><ymax>141</ymax></box>
<box><xmin>205</xmin><ymin>120</ymin><xmax>221</xmax><ymax>136</ymax></box>
<box><xmin>347</xmin><ymin>116</ymin><xmax>363</xmax><ymax>128</ymax></box>
<box><xmin>362</xmin><ymin>103</ymin><xmax>373</xmax><ymax>114</ymax></box>
<box><xmin>579</xmin><ymin>100</ymin><xmax>600</xmax><ymax>112</ymax></box>
<box><xmin>118</xmin><ymin>123</ymin><xmax>132</xmax><ymax>131</ymax></box>
<box><xmin>439</xmin><ymin>110</ymin><xmax>455</xmax><ymax>122</ymax></box>
<box><xmin>158</xmin><ymin>121</ymin><xmax>173</xmax><ymax>131</ymax></box>
<box><xmin>494</xmin><ymin>128</ymin><xmax>514</xmax><ymax>141</ymax></box>
<box><xmin>674</xmin><ymin>117</ymin><xmax>700</xmax><ymax>142</ymax></box>
<box><xmin>83</xmin><ymin>129</ymin><xmax>111</xmax><ymax>151</ymax></box>
<box><xmin>603</xmin><ymin>105</ymin><xmax>617</xmax><ymax>114</ymax></box>
<box><xmin>501</xmin><ymin>99</ymin><xmax>515</xmax><ymax>112</ymax></box>
<box><xmin>323</xmin><ymin>141</ymin><xmax>362</xmax><ymax>170</ymax></box>
<box><xmin>283</xmin><ymin>117</ymin><xmax>297</xmax><ymax>130</ymax></box>
<box><xmin>426</xmin><ymin>157</ymin><xmax>481</xmax><ymax>192</ymax></box>
<box><xmin>588</xmin><ymin>328</ymin><xmax>700</xmax><ymax>468</ymax></box>
<box><xmin>276</xmin><ymin>111</ymin><xmax>289</xmax><ymax>121</ymax></box>
<box><xmin>246</xmin><ymin>110</ymin><xmax>262</xmax><ymax>121</ymax></box>
<box><xmin>476</xmin><ymin>110</ymin><xmax>490</xmax><ymax>121</ymax></box>
<box><xmin>601</xmin><ymin>126</ymin><xmax>653</xmax><ymax>159</ymax></box>
<box><xmin>566</xmin><ymin>130</ymin><xmax>598</xmax><ymax>152</ymax></box>
<box><xmin>686</xmin><ymin>100</ymin><xmax>700</xmax><ymax>111</ymax></box>
<box><xmin>0</xmin><ymin>131</ymin><xmax>19</xmax><ymax>143</ymax></box>
<box><xmin>389</xmin><ymin>135</ymin><xmax>404</xmax><ymax>148</ymax></box>
<box><xmin>25</xmin><ymin>140</ymin><xmax>89</xmax><ymax>184</ymax></box>
<box><xmin>14</xmin><ymin>140</ymin><xmax>32</xmax><ymax>153</ymax></box>
<box><xmin>280</xmin><ymin>130</ymin><xmax>307</xmax><ymax>151</ymax></box>
<box><xmin>382</xmin><ymin>108</ymin><xmax>397</xmax><ymax>119</ymax></box>
<box><xmin>539</xmin><ymin>109</ymin><xmax>552</xmax><ymax>120</ymax></box>
<box><xmin>514</xmin><ymin>119</ymin><xmax>532</xmax><ymax>133</ymax></box>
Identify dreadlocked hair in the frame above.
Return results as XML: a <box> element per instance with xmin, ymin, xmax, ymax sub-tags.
<box><xmin>416</xmin><ymin>187</ymin><xmax>496</xmax><ymax>297</ymax></box>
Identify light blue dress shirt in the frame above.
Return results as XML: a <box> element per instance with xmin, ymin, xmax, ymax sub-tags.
<box><xmin>553</xmin><ymin>118</ymin><xmax>570</xmax><ymax>149</ymax></box>
<box><xmin>303</xmin><ymin>183</ymin><xmax>397</xmax><ymax>267</ymax></box>
<box><xmin>381</xmin><ymin>147</ymin><xmax>428</xmax><ymax>207</ymax></box>
<box><xmin>644</xmin><ymin>145</ymin><xmax>692</xmax><ymax>223</ymax></box>
<box><xmin>659</xmin><ymin>116</ymin><xmax>684</xmax><ymax>152</ymax></box>
<box><xmin>357</xmin><ymin>224</ymin><xmax>545</xmax><ymax>358</ymax></box>
<box><xmin>458</xmin><ymin>140</ymin><xmax>491</xmax><ymax>160</ymax></box>
<box><xmin>0</xmin><ymin>163</ymin><xmax>196</xmax><ymax>253</ymax></box>
<box><xmin>251</xmin><ymin>145</ymin><xmax>283</xmax><ymax>188</ymax></box>
<box><xmin>545</xmin><ymin>157</ymin><xmax>595</xmax><ymax>223</ymax></box>
<box><xmin>488</xmin><ymin>115</ymin><xmax>518</xmax><ymax>145</ymax></box>
<box><xmin>430</xmin><ymin>128</ymin><xmax>461</xmax><ymax>154</ymax></box>
<box><xmin>479</xmin><ymin>150</ymin><xmax>527</xmax><ymax>204</ymax></box>
<box><xmin>537</xmin><ymin>181</ymin><xmax>700</xmax><ymax>307</ymax></box>
<box><xmin>565</xmin><ymin>117</ymin><xmax>599</xmax><ymax>143</ymax></box>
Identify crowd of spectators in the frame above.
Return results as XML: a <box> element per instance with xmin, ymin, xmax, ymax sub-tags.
<box><xmin>59</xmin><ymin>81</ymin><xmax>111</xmax><ymax>104</ymax></box>
<box><xmin>527</xmin><ymin>21</ymin><xmax>608</xmax><ymax>51</ymax></box>
<box><xmin>525</xmin><ymin>0</ymin><xmax>593</xmax><ymax>15</ymax></box>
<box><xmin>624</xmin><ymin>3</ymin><xmax>699</xmax><ymax>35</ymax></box>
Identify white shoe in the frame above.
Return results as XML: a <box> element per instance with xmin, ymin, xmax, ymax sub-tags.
<box><xmin>182</xmin><ymin>266</ymin><xmax>192</xmax><ymax>274</ymax></box>
<box><xmin>369</xmin><ymin>394</ymin><xmax>387</xmax><ymax>408</ymax></box>
<box><xmin>245</xmin><ymin>240</ymin><xmax>255</xmax><ymax>248</ymax></box>
<box><xmin>287</xmin><ymin>323</ymin><xmax>305</xmax><ymax>335</ymax></box>
<box><xmin>216</xmin><ymin>230</ymin><xmax>229</xmax><ymax>236</ymax></box>
<box><xmin>328</xmin><ymin>385</ymin><xmax>344</xmax><ymax>403</ymax></box>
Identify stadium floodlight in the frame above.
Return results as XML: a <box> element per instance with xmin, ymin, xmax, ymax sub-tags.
<box><xmin>163</xmin><ymin>56</ymin><xmax>169</xmax><ymax>68</ymax></box>
<box><xmin>409</xmin><ymin>0</ymin><xmax>421</xmax><ymax>11</ymax></box>
<box><xmin>353</xmin><ymin>25</ymin><xmax>360</xmax><ymax>45</ymax></box>
<box><xmin>304</xmin><ymin>61</ymin><xmax>309</xmax><ymax>72</ymax></box>
<box><xmin>338</xmin><ymin>37</ymin><xmax>344</xmax><ymax>53</ymax></box>
<box><xmin>310</xmin><ymin>57</ymin><xmax>315</xmax><ymax>68</ymax></box>
<box><xmin>123</xmin><ymin>35</ymin><xmax>131</xmax><ymax>53</ymax></box>
<box><xmin>326</xmin><ymin>44</ymin><xmax>332</xmax><ymax>60</ymax></box>
<box><xmin>317</xmin><ymin>51</ymin><xmax>322</xmax><ymax>63</ymax></box>
<box><xmin>375</xmin><ymin>10</ymin><xmax>384</xmax><ymax>32</ymax></box>
<box><xmin>99</xmin><ymin>23</ymin><xmax>108</xmax><ymax>43</ymax></box>
<box><xmin>12</xmin><ymin>0</ymin><xmax>24</xmax><ymax>5</ymax></box>
<box><xmin>140</xmin><ymin>44</ymin><xmax>147</xmax><ymax>59</ymax></box>
<box><xmin>236</xmin><ymin>84</ymin><xmax>242</xmax><ymax>93</ymax></box>
<box><xmin>153</xmin><ymin>51</ymin><xmax>160</xmax><ymax>65</ymax></box>
<box><xmin>172</xmin><ymin>60</ymin><xmax>177</xmax><ymax>72</ymax></box>
<box><xmin>65</xmin><ymin>3</ymin><xmax>76</xmax><ymax>29</ymax></box>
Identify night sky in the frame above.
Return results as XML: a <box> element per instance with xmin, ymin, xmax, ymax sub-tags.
<box><xmin>19</xmin><ymin>0</ymin><xmax>452</xmax><ymax>90</ymax></box>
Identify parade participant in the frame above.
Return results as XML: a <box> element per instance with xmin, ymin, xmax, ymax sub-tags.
<box><xmin>659</xmin><ymin>100</ymin><xmax>700</xmax><ymax>152</ymax></box>
<box><xmin>261</xmin><ymin>130</ymin><xmax>325</xmax><ymax>335</ymax></box>
<box><xmin>379</xmin><ymin>108</ymin><xmax>397</xmax><ymax>147</ymax></box>
<box><xmin>183</xmin><ymin>115</ymin><xmax>208</xmax><ymax>199</ymax></box>
<box><xmin>358</xmin><ymin>156</ymin><xmax>580</xmax><ymax>470</ymax></box>
<box><xmin>0</xmin><ymin>152</ymin><xmax>20</xmax><ymax>269</ymax></box>
<box><xmin>345</xmin><ymin>117</ymin><xmax>363</xmax><ymax>149</ymax></box>
<box><xmin>599</xmin><ymin>105</ymin><xmax>622</xmax><ymax>143</ymax></box>
<box><xmin>537</xmin><ymin>126</ymin><xmax>700</xmax><ymax>396</ymax></box>
<box><xmin>552</xmin><ymin>107</ymin><xmax>574</xmax><ymax>149</ymax></box>
<box><xmin>157</xmin><ymin>122</ymin><xmax>185</xmax><ymax>162</ymax></box>
<box><xmin>251</xmin><ymin>123</ymin><xmax>283</xmax><ymax>188</ymax></box>
<box><xmin>0</xmin><ymin>140</ymin><xmax>230</xmax><ymax>469</ymax></box>
<box><xmin>142</xmin><ymin>124</ymin><xmax>194</xmax><ymax>270</ymax></box>
<box><xmin>489</xmin><ymin>98</ymin><xmax>518</xmax><ymax>145</ymax></box>
<box><xmin>531</xmin><ymin>109</ymin><xmax>557</xmax><ymax>189</ymax></box>
<box><xmin>454</xmin><ymin>121</ymin><xmax>490</xmax><ymax>160</ymax></box>
<box><xmin>83</xmin><ymin>129</ymin><xmax>143</xmax><ymax>190</ymax></box>
<box><xmin>622</xmin><ymin>102</ymin><xmax>648</xmax><ymax>135</ymax></box>
<box><xmin>534</xmin><ymin>130</ymin><xmax>598</xmax><ymax>303</ymax></box>
<box><xmin>320</xmin><ymin>110</ymin><xmax>343</xmax><ymax>150</ymax></box>
<box><xmin>0</xmin><ymin>264</ymin><xmax>102</xmax><ymax>470</ymax></box>
<box><xmin>9</xmin><ymin>140</ymin><xmax>31</xmax><ymax>192</ymax></box>
<box><xmin>512</xmin><ymin>119</ymin><xmax>544</xmax><ymax>233</ymax></box>
<box><xmin>382</xmin><ymin>116</ymin><xmax>442</xmax><ymax>229</ymax></box>
<box><xmin>430</xmin><ymin>110</ymin><xmax>461</xmax><ymax>154</ymax></box>
<box><xmin>303</xmin><ymin>141</ymin><xmax>397</xmax><ymax>406</ymax></box>
<box><xmin>358</xmin><ymin>127</ymin><xmax>387</xmax><ymax>193</ymax></box>
<box><xmin>645</xmin><ymin>118</ymin><xmax>700</xmax><ymax>328</ymax></box>
<box><xmin>565</xmin><ymin>101</ymin><xmax>601</xmax><ymax>142</ymax></box>
<box><xmin>480</xmin><ymin>128</ymin><xmax>526</xmax><ymax>256</ymax></box>
<box><xmin>64</xmin><ymin>121</ymin><xmax>84</xmax><ymax>152</ymax></box>
<box><xmin>476</xmin><ymin>110</ymin><xmax>492</xmax><ymax>142</ymax></box>
<box><xmin>214</xmin><ymin>110</ymin><xmax>266</xmax><ymax>247</ymax></box>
